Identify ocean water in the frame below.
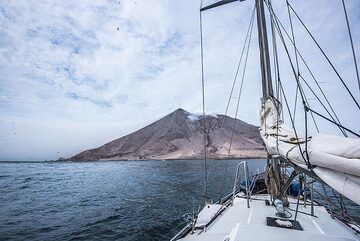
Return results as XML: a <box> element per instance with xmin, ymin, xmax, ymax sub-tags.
<box><xmin>0</xmin><ymin>159</ymin><xmax>358</xmax><ymax>241</ymax></box>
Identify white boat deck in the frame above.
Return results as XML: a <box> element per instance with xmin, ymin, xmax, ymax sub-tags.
<box><xmin>179</xmin><ymin>194</ymin><xmax>359</xmax><ymax>241</ymax></box>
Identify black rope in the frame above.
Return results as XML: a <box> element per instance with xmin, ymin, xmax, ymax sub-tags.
<box><xmin>307</xmin><ymin>107</ymin><xmax>360</xmax><ymax>138</ymax></box>
<box><xmin>287</xmin><ymin>3</ymin><xmax>360</xmax><ymax>110</ymax></box>
<box><xmin>341</xmin><ymin>0</ymin><xmax>360</xmax><ymax>93</ymax></box>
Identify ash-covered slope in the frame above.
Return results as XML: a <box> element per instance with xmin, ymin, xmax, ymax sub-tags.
<box><xmin>69</xmin><ymin>108</ymin><xmax>266</xmax><ymax>161</ymax></box>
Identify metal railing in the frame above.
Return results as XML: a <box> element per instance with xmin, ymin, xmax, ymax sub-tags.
<box><xmin>232</xmin><ymin>161</ymin><xmax>250</xmax><ymax>208</ymax></box>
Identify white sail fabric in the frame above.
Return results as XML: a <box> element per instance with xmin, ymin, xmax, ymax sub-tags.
<box><xmin>309</xmin><ymin>134</ymin><xmax>360</xmax><ymax>177</ymax></box>
<box><xmin>260</xmin><ymin>97</ymin><xmax>360</xmax><ymax>205</ymax></box>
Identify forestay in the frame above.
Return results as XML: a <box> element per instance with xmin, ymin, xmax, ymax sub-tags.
<box><xmin>260</xmin><ymin>97</ymin><xmax>360</xmax><ymax>205</ymax></box>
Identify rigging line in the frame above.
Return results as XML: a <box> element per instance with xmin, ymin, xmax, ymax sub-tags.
<box><xmin>310</xmin><ymin>182</ymin><xmax>359</xmax><ymax>227</ymax></box>
<box><xmin>266</xmin><ymin>1</ymin><xmax>308</xmax><ymax>116</ymax></box>
<box><xmin>299</xmin><ymin>73</ymin><xmax>352</xmax><ymax>133</ymax></box>
<box><xmin>268</xmin><ymin>0</ymin><xmax>279</xmax><ymax>99</ymax></box>
<box><xmin>342</xmin><ymin>0</ymin><xmax>360</xmax><ymax>93</ymax></box>
<box><xmin>266</xmin><ymin>2</ymin><xmax>308</xmax><ymax>121</ymax></box>
<box><xmin>286</xmin><ymin>1</ymin><xmax>300</xmax><ymax>75</ymax></box>
<box><xmin>265</xmin><ymin>6</ymin><xmax>347</xmax><ymax>137</ymax></box>
<box><xmin>218</xmin><ymin>6</ymin><xmax>256</xmax><ymax>139</ymax></box>
<box><xmin>271</xmin><ymin>26</ymin><xmax>278</xmax><ymax>99</ymax></box>
<box><xmin>280</xmin><ymin>85</ymin><xmax>284</xmax><ymax>121</ymax></box>
<box><xmin>212</xmin><ymin>8</ymin><xmax>256</xmax><ymax>185</ymax></box>
<box><xmin>268</xmin><ymin>3</ymin><xmax>308</xmax><ymax>112</ymax></box>
<box><xmin>297</xmin><ymin>59</ymin><xmax>347</xmax><ymax>136</ymax></box>
<box><xmin>297</xmin><ymin>61</ymin><xmax>347</xmax><ymax>136</ymax></box>
<box><xmin>331</xmin><ymin>188</ymin><xmax>346</xmax><ymax>214</ymax></box>
<box><xmin>302</xmin><ymin>85</ymin><xmax>320</xmax><ymax>133</ymax></box>
<box><xmin>304</xmin><ymin>99</ymin><xmax>310</xmax><ymax>159</ymax></box>
<box><xmin>199</xmin><ymin>10</ymin><xmax>209</xmax><ymax>199</ymax></box>
<box><xmin>287</xmin><ymin>3</ymin><xmax>360</xmax><ymax>110</ymax></box>
<box><xmin>296</xmin><ymin>56</ymin><xmax>346</xmax><ymax>135</ymax></box>
<box><xmin>269</xmin><ymin>3</ymin><xmax>321</xmax><ymax>158</ymax></box>
<box><xmin>268</xmin><ymin>1</ymin><xmax>282</xmax><ymax>117</ymax></box>
<box><xmin>265</xmin><ymin>2</ymin><xmax>310</xmax><ymax>167</ymax></box>
<box><xmin>301</xmin><ymin>86</ymin><xmax>320</xmax><ymax>133</ymax></box>
<box><xmin>339</xmin><ymin>193</ymin><xmax>349</xmax><ymax>217</ymax></box>
<box><xmin>219</xmin><ymin>9</ymin><xmax>256</xmax><ymax>200</ymax></box>
<box><xmin>293</xmin><ymin>76</ymin><xmax>320</xmax><ymax>133</ymax></box>
<box><xmin>267</xmin><ymin>2</ymin><xmax>346</xmax><ymax>137</ymax></box>
<box><xmin>321</xmin><ymin>182</ymin><xmax>335</xmax><ymax>218</ymax></box>
<box><xmin>229</xmin><ymin>13</ymin><xmax>254</xmax><ymax>163</ymax></box>
<box><xmin>269</xmin><ymin>0</ymin><xmax>285</xmax><ymax>154</ymax></box>
<box><xmin>338</xmin><ymin>193</ymin><xmax>347</xmax><ymax>214</ymax></box>
<box><xmin>277</xmin><ymin>80</ymin><xmax>309</xmax><ymax>167</ymax></box>
<box><xmin>269</xmin><ymin>0</ymin><xmax>281</xmax><ymax>152</ymax></box>
<box><xmin>307</xmin><ymin>107</ymin><xmax>360</xmax><ymax>138</ymax></box>
<box><xmin>286</xmin><ymin>1</ymin><xmax>300</xmax><ymax>122</ymax></box>
<box><xmin>293</xmin><ymin>87</ymin><xmax>299</xmax><ymax>121</ymax></box>
<box><xmin>271</xmin><ymin>2</ymin><xmax>309</xmax><ymax>131</ymax></box>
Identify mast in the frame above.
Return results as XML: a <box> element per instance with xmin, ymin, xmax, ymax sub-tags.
<box><xmin>255</xmin><ymin>0</ymin><xmax>280</xmax><ymax>203</ymax></box>
<box><xmin>256</xmin><ymin>0</ymin><xmax>273</xmax><ymax>98</ymax></box>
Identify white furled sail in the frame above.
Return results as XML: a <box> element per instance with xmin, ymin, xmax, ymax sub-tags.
<box><xmin>260</xmin><ymin>97</ymin><xmax>360</xmax><ymax>205</ymax></box>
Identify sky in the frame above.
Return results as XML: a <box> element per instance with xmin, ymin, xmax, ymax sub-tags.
<box><xmin>0</xmin><ymin>0</ymin><xmax>359</xmax><ymax>161</ymax></box>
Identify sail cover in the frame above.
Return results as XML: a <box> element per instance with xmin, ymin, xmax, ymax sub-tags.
<box><xmin>260</xmin><ymin>97</ymin><xmax>360</xmax><ymax>205</ymax></box>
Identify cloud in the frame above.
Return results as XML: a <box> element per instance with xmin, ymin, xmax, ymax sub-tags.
<box><xmin>0</xmin><ymin>0</ymin><xmax>359</xmax><ymax>160</ymax></box>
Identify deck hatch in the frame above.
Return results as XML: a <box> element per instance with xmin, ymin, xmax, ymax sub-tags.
<box><xmin>266</xmin><ymin>217</ymin><xmax>303</xmax><ymax>231</ymax></box>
